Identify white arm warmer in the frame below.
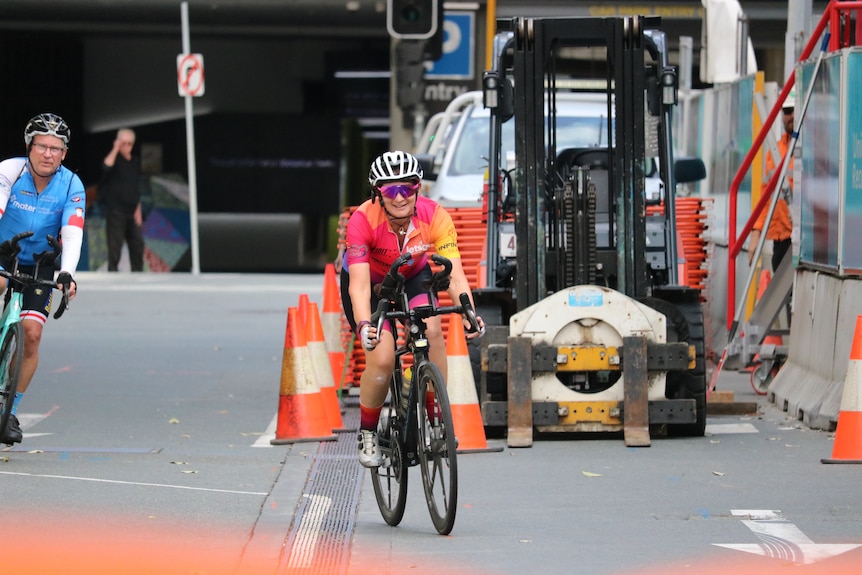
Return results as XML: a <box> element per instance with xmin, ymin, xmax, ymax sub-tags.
<box><xmin>0</xmin><ymin>158</ymin><xmax>26</xmax><ymax>215</ymax></box>
<box><xmin>60</xmin><ymin>225</ymin><xmax>83</xmax><ymax>273</ymax></box>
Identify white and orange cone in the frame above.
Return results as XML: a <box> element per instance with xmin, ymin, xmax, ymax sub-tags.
<box><xmin>321</xmin><ymin>263</ymin><xmax>348</xmax><ymax>391</ymax></box>
<box><xmin>822</xmin><ymin>315</ymin><xmax>862</xmax><ymax>464</ymax></box>
<box><xmin>446</xmin><ymin>317</ymin><xmax>502</xmax><ymax>454</ymax></box>
<box><xmin>271</xmin><ymin>307</ymin><xmax>337</xmax><ymax>445</ymax></box>
<box><xmin>305</xmin><ymin>301</ymin><xmax>351</xmax><ymax>432</ymax></box>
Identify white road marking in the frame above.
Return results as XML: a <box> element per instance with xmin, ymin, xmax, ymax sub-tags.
<box><xmin>0</xmin><ymin>470</ymin><xmax>267</xmax><ymax>496</ymax></box>
<box><xmin>714</xmin><ymin>509</ymin><xmax>862</xmax><ymax>564</ymax></box>
<box><xmin>252</xmin><ymin>414</ymin><xmax>278</xmax><ymax>448</ymax></box>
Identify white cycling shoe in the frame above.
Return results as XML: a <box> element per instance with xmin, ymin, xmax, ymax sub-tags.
<box><xmin>357</xmin><ymin>429</ymin><xmax>383</xmax><ymax>468</ymax></box>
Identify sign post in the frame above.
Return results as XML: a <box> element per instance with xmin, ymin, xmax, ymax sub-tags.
<box><xmin>179</xmin><ymin>1</ymin><xmax>201</xmax><ymax>275</ymax></box>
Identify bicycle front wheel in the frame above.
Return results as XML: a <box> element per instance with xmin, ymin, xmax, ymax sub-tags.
<box><xmin>370</xmin><ymin>403</ymin><xmax>408</xmax><ymax>526</ymax></box>
<box><xmin>0</xmin><ymin>323</ymin><xmax>23</xmax><ymax>438</ymax></box>
<box><xmin>416</xmin><ymin>361</ymin><xmax>458</xmax><ymax>535</ymax></box>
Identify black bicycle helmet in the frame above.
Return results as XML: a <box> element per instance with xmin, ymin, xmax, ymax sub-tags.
<box><xmin>24</xmin><ymin>113</ymin><xmax>71</xmax><ymax>146</ymax></box>
<box><xmin>368</xmin><ymin>151</ymin><xmax>423</xmax><ymax>188</ymax></box>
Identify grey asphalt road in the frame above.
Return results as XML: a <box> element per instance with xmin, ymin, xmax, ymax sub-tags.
<box><xmin>2</xmin><ymin>272</ymin><xmax>860</xmax><ymax>575</ymax></box>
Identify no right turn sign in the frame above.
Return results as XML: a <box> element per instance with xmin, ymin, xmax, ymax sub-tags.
<box><xmin>177</xmin><ymin>53</ymin><xmax>205</xmax><ymax>97</ymax></box>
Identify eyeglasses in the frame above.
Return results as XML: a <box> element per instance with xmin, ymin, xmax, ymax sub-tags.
<box><xmin>379</xmin><ymin>181</ymin><xmax>420</xmax><ymax>200</ymax></box>
<box><xmin>32</xmin><ymin>143</ymin><xmax>66</xmax><ymax>156</ymax></box>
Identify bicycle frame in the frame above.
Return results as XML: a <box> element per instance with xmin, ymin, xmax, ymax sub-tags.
<box><xmin>0</xmin><ymin>288</ymin><xmax>24</xmax><ymax>432</ymax></box>
<box><xmin>369</xmin><ymin>252</ymin><xmax>479</xmax><ymax>535</ymax></box>
<box><xmin>389</xmin><ymin>307</ymin><xmax>436</xmax><ymax>468</ymax></box>
<box><xmin>0</xmin><ymin>230</ymin><xmax>67</xmax><ymax>437</ymax></box>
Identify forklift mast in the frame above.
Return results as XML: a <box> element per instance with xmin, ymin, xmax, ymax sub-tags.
<box><xmin>483</xmin><ymin>15</ymin><xmax>685</xmax><ymax>313</ymax></box>
<box><xmin>476</xmin><ymin>16</ymin><xmax>709</xmax><ymax>444</ymax></box>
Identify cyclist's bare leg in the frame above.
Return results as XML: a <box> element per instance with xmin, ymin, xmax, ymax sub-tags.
<box><xmin>17</xmin><ymin>319</ymin><xmax>42</xmax><ymax>393</ymax></box>
<box><xmin>359</xmin><ymin>328</ymin><xmax>397</xmax><ymax>412</ymax></box>
<box><xmin>425</xmin><ymin>315</ymin><xmax>447</xmax><ymax>383</ymax></box>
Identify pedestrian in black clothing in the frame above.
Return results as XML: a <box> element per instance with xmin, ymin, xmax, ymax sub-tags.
<box><xmin>101</xmin><ymin>128</ymin><xmax>144</xmax><ymax>271</ymax></box>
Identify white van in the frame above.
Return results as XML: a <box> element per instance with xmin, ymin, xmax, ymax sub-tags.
<box><xmin>417</xmin><ymin>90</ymin><xmax>663</xmax><ymax>207</ymax></box>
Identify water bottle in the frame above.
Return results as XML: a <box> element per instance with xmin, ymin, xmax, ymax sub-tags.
<box><xmin>400</xmin><ymin>366</ymin><xmax>412</xmax><ymax>414</ymax></box>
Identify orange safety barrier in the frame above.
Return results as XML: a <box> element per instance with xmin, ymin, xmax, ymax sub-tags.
<box><xmin>647</xmin><ymin>197</ymin><xmax>713</xmax><ymax>293</ymax></box>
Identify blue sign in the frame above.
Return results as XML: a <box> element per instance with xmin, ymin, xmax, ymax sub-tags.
<box><xmin>426</xmin><ymin>12</ymin><xmax>474</xmax><ymax>80</ymax></box>
<box><xmin>569</xmin><ymin>288</ymin><xmax>604</xmax><ymax>307</ymax></box>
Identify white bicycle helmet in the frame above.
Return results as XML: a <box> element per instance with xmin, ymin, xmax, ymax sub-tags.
<box><xmin>368</xmin><ymin>150</ymin><xmax>423</xmax><ymax>188</ymax></box>
<box><xmin>24</xmin><ymin>113</ymin><xmax>71</xmax><ymax>146</ymax></box>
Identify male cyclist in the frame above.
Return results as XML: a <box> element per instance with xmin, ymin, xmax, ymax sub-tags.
<box><xmin>0</xmin><ymin>113</ymin><xmax>85</xmax><ymax>444</ymax></box>
<box><xmin>341</xmin><ymin>150</ymin><xmax>485</xmax><ymax>468</ymax></box>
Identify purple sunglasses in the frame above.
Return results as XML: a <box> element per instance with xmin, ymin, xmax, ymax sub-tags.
<box><xmin>379</xmin><ymin>181</ymin><xmax>420</xmax><ymax>200</ymax></box>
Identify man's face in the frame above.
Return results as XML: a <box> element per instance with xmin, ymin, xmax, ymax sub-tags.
<box><xmin>29</xmin><ymin>134</ymin><xmax>67</xmax><ymax>177</ymax></box>
<box><xmin>782</xmin><ymin>108</ymin><xmax>794</xmax><ymax>135</ymax></box>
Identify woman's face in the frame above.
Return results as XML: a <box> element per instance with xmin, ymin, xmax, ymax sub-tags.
<box><xmin>378</xmin><ymin>179</ymin><xmax>420</xmax><ymax>218</ymax></box>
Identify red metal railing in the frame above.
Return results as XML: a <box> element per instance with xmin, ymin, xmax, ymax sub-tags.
<box><xmin>726</xmin><ymin>0</ymin><xmax>862</xmax><ymax>331</ymax></box>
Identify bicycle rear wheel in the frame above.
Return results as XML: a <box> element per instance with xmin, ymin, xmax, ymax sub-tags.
<box><xmin>416</xmin><ymin>361</ymin><xmax>458</xmax><ymax>535</ymax></box>
<box><xmin>370</xmin><ymin>403</ymin><xmax>408</xmax><ymax>526</ymax></box>
<box><xmin>0</xmin><ymin>323</ymin><xmax>23</xmax><ymax>438</ymax></box>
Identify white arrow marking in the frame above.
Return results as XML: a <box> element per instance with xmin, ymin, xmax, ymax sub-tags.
<box><xmin>714</xmin><ymin>509</ymin><xmax>862</xmax><ymax>564</ymax></box>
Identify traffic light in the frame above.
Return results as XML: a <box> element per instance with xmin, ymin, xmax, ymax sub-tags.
<box><xmin>387</xmin><ymin>0</ymin><xmax>439</xmax><ymax>40</ymax></box>
<box><xmin>395</xmin><ymin>40</ymin><xmax>426</xmax><ymax>109</ymax></box>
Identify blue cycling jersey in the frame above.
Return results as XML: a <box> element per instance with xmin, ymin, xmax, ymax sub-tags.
<box><xmin>0</xmin><ymin>159</ymin><xmax>86</xmax><ymax>268</ymax></box>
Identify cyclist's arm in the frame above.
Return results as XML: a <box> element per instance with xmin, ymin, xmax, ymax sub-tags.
<box><xmin>347</xmin><ymin>261</ymin><xmax>373</xmax><ymax>328</ymax></box>
<box><xmin>59</xmin><ymin>224</ymin><xmax>83</xmax><ymax>275</ymax></box>
<box><xmin>445</xmin><ymin>257</ymin><xmax>484</xmax><ymax>338</ymax></box>
<box><xmin>58</xmin><ymin>173</ymin><xmax>86</xmax><ymax>298</ymax></box>
<box><xmin>0</xmin><ymin>158</ymin><xmax>27</xmax><ymax>217</ymax></box>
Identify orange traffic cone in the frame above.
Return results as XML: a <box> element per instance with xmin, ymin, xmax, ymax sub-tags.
<box><xmin>321</xmin><ymin>263</ymin><xmax>348</xmax><ymax>391</ymax></box>
<box><xmin>271</xmin><ymin>307</ymin><xmax>337</xmax><ymax>445</ymax></box>
<box><xmin>305</xmin><ymin>301</ymin><xmax>351</xmax><ymax>432</ymax></box>
<box><xmin>822</xmin><ymin>315</ymin><xmax>862</xmax><ymax>464</ymax></box>
<box><xmin>446</xmin><ymin>318</ymin><xmax>502</xmax><ymax>454</ymax></box>
<box><xmin>297</xmin><ymin>293</ymin><xmax>311</xmax><ymax>321</ymax></box>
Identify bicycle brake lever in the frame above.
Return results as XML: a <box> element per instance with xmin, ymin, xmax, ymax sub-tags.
<box><xmin>53</xmin><ymin>288</ymin><xmax>70</xmax><ymax>319</ymax></box>
<box><xmin>459</xmin><ymin>293</ymin><xmax>480</xmax><ymax>333</ymax></box>
<box><xmin>371</xmin><ymin>299</ymin><xmax>389</xmax><ymax>337</ymax></box>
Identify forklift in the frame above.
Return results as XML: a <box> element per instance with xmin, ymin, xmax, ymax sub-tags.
<box><xmin>474</xmin><ymin>15</ymin><xmax>707</xmax><ymax>447</ymax></box>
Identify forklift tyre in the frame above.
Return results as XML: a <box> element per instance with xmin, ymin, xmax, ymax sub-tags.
<box><xmin>640</xmin><ymin>296</ymin><xmax>707</xmax><ymax>437</ymax></box>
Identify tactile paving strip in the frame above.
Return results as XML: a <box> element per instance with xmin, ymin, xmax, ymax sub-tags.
<box><xmin>281</xmin><ymin>400</ymin><xmax>362</xmax><ymax>574</ymax></box>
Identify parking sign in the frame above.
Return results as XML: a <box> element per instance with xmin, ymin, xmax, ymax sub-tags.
<box><xmin>426</xmin><ymin>12</ymin><xmax>474</xmax><ymax>80</ymax></box>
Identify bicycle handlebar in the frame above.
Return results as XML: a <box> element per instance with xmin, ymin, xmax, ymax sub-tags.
<box><xmin>0</xmin><ymin>231</ymin><xmax>69</xmax><ymax>319</ymax></box>
<box><xmin>370</xmin><ymin>254</ymin><xmax>479</xmax><ymax>334</ymax></box>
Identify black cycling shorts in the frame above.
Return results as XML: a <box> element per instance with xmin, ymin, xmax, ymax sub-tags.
<box><xmin>0</xmin><ymin>262</ymin><xmax>54</xmax><ymax>324</ymax></box>
<box><xmin>340</xmin><ymin>263</ymin><xmax>433</xmax><ymax>333</ymax></box>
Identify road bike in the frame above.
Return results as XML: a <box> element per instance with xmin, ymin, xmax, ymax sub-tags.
<box><xmin>0</xmin><ymin>231</ymin><xmax>69</xmax><ymax>441</ymax></box>
<box><xmin>368</xmin><ymin>252</ymin><xmax>479</xmax><ymax>535</ymax></box>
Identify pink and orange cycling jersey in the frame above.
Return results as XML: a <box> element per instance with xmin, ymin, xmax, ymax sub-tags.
<box><xmin>345</xmin><ymin>195</ymin><xmax>460</xmax><ymax>283</ymax></box>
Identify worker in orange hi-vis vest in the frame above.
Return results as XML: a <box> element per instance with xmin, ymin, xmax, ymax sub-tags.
<box><xmin>749</xmin><ymin>96</ymin><xmax>795</xmax><ymax>272</ymax></box>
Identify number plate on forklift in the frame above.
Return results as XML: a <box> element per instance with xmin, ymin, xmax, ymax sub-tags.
<box><xmin>499</xmin><ymin>222</ymin><xmax>516</xmax><ymax>258</ymax></box>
